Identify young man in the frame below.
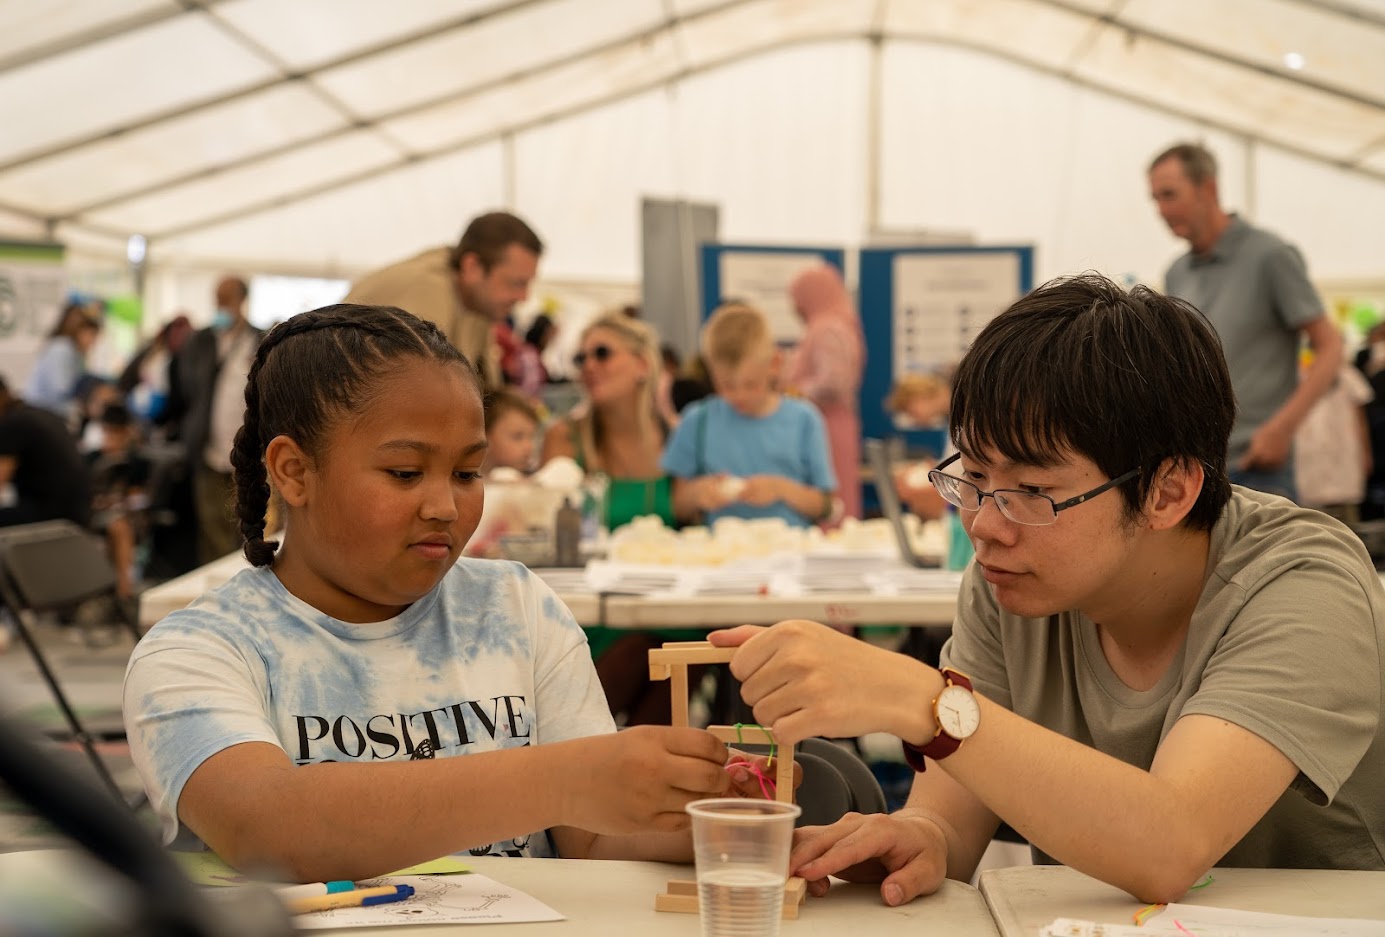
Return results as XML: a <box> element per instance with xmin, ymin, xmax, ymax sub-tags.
<box><xmin>711</xmin><ymin>275</ymin><xmax>1385</xmax><ymax>903</ymax></box>
<box><xmin>662</xmin><ymin>302</ymin><xmax>837</xmax><ymax>527</ymax></box>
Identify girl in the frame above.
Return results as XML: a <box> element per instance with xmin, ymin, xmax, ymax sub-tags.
<box><xmin>540</xmin><ymin>313</ymin><xmax>699</xmax><ymax>725</ymax></box>
<box><xmin>123</xmin><ymin>304</ymin><xmax>749</xmax><ymax>883</ymax></box>
<box><xmin>25</xmin><ymin>301</ymin><xmax>102</xmax><ymax>425</ymax></box>
<box><xmin>541</xmin><ymin>312</ymin><xmax>673</xmax><ymax>529</ymax></box>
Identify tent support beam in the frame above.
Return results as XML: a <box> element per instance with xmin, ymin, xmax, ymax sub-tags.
<box><xmin>0</xmin><ymin>1</ymin><xmax>227</xmax><ymax>77</ymax></box>
<box><xmin>136</xmin><ymin>30</ymin><xmax>1385</xmax><ymax>244</ymax></box>
<box><xmin>52</xmin><ymin>0</ymin><xmax>757</xmax><ymax>221</ymax></box>
<box><xmin>0</xmin><ymin>0</ymin><xmax>553</xmax><ymax>177</ymax></box>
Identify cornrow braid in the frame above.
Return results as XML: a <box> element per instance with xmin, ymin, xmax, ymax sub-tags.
<box><xmin>232</xmin><ymin>303</ymin><xmax>477</xmax><ymax>566</ymax></box>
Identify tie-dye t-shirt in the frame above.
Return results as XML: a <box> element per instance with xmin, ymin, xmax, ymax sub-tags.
<box><xmin>123</xmin><ymin>559</ymin><xmax>615</xmax><ymax>856</ymax></box>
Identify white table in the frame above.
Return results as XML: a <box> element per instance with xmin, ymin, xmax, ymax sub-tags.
<box><xmin>978</xmin><ymin>865</ymin><xmax>1385</xmax><ymax>936</ymax></box>
<box><xmin>0</xmin><ymin>850</ymin><xmax>1001</xmax><ymax>936</ymax></box>
<box><xmin>137</xmin><ymin>554</ymin><xmax>957</xmax><ymax>630</ymax></box>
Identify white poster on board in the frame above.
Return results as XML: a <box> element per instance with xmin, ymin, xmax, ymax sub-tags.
<box><xmin>718</xmin><ymin>251</ymin><xmax>828</xmax><ymax>343</ymax></box>
<box><xmin>0</xmin><ymin>244</ymin><xmax>66</xmax><ymax>391</ymax></box>
<box><xmin>892</xmin><ymin>252</ymin><xmax>1020</xmax><ymax>376</ymax></box>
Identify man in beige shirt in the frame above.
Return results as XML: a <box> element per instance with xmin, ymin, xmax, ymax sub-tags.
<box><xmin>709</xmin><ymin>274</ymin><xmax>1385</xmax><ymax>904</ymax></box>
<box><xmin>344</xmin><ymin>212</ymin><xmax>542</xmax><ymax>388</ymax></box>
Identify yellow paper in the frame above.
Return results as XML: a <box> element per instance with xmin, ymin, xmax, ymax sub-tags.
<box><xmin>173</xmin><ymin>851</ymin><xmax>471</xmax><ymax>886</ymax></box>
<box><xmin>386</xmin><ymin>856</ymin><xmax>472</xmax><ymax>876</ymax></box>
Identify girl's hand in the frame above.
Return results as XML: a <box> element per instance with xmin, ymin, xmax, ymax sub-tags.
<box><xmin>565</xmin><ymin>726</ymin><xmax>730</xmax><ymax>834</ymax></box>
<box><xmin>725</xmin><ymin>749</ymin><xmax>803</xmax><ymax>800</ymax></box>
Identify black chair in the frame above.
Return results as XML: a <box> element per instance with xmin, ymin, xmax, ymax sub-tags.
<box><xmin>0</xmin><ymin>519</ymin><xmax>142</xmax><ymax>800</ymax></box>
<box><xmin>794</xmin><ymin>737</ymin><xmax>888</xmax><ymax>827</ymax></box>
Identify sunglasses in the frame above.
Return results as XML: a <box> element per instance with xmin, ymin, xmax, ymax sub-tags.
<box><xmin>573</xmin><ymin>344</ymin><xmax>616</xmax><ymax>368</ymax></box>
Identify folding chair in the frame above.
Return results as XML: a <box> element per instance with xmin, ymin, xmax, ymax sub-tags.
<box><xmin>0</xmin><ymin>520</ymin><xmax>142</xmax><ymax>801</ymax></box>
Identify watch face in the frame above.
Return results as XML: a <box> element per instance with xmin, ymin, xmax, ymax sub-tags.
<box><xmin>936</xmin><ymin>685</ymin><xmax>981</xmax><ymax>740</ymax></box>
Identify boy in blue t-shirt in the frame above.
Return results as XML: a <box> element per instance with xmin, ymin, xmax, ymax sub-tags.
<box><xmin>662</xmin><ymin>302</ymin><xmax>837</xmax><ymax>527</ymax></box>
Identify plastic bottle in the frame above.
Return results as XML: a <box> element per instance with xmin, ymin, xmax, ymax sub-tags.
<box><xmin>554</xmin><ymin>497</ymin><xmax>583</xmax><ymax>567</ymax></box>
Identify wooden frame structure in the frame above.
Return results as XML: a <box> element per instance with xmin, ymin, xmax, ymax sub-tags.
<box><xmin>648</xmin><ymin>640</ymin><xmax>807</xmax><ymax>919</ymax></box>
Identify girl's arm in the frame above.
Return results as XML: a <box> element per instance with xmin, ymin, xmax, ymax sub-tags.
<box><xmin>178</xmin><ymin>726</ymin><xmax>731</xmax><ymax>882</ymax></box>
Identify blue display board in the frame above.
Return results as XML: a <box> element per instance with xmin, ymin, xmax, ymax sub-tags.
<box><xmin>858</xmin><ymin>245</ymin><xmax>1034</xmax><ymax>456</ymax></box>
<box><xmin>698</xmin><ymin>243</ymin><xmax>845</xmax><ymax>342</ymax></box>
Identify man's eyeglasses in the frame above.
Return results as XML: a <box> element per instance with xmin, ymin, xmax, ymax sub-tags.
<box><xmin>928</xmin><ymin>453</ymin><xmax>1141</xmax><ymax>527</ymax></box>
<box><xmin>573</xmin><ymin>344</ymin><xmax>615</xmax><ymax>368</ymax></box>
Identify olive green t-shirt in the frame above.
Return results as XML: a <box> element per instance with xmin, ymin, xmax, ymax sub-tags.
<box><xmin>940</xmin><ymin>487</ymin><xmax>1385</xmax><ymax>870</ymax></box>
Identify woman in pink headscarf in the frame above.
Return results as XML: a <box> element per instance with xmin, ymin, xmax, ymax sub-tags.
<box><xmin>788</xmin><ymin>263</ymin><xmax>865</xmax><ymax>520</ymax></box>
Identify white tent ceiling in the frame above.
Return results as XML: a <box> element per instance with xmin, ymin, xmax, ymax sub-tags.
<box><xmin>4</xmin><ymin>0</ymin><xmax>1385</xmax><ymax>296</ymax></box>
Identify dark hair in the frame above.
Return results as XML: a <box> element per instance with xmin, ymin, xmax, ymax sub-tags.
<box><xmin>660</xmin><ymin>343</ymin><xmax>681</xmax><ymax>373</ymax></box>
<box><xmin>948</xmin><ymin>273</ymin><xmax>1234</xmax><ymax>531</ymax></box>
<box><xmin>484</xmin><ymin>388</ymin><xmax>540</xmax><ymax>433</ymax></box>
<box><xmin>523</xmin><ymin>314</ymin><xmax>554</xmax><ymax>349</ymax></box>
<box><xmin>231</xmin><ymin>304</ymin><xmax>479</xmax><ymax>566</ymax></box>
<box><xmin>99</xmin><ymin>402</ymin><xmax>133</xmax><ymax>427</ymax></box>
<box><xmin>448</xmin><ymin>212</ymin><xmax>543</xmax><ymax>272</ymax></box>
<box><xmin>50</xmin><ymin>301</ymin><xmax>99</xmax><ymax>339</ymax></box>
<box><xmin>1149</xmin><ymin>142</ymin><xmax>1217</xmax><ymax>187</ymax></box>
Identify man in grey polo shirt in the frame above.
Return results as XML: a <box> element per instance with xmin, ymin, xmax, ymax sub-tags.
<box><xmin>1149</xmin><ymin>142</ymin><xmax>1342</xmax><ymax>500</ymax></box>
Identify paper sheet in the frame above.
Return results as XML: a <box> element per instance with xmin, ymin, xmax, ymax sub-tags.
<box><xmin>1040</xmin><ymin>905</ymin><xmax>1385</xmax><ymax>937</ymax></box>
<box><xmin>172</xmin><ymin>851</ymin><xmax>469</xmax><ymax>887</ymax></box>
<box><xmin>293</xmin><ymin>874</ymin><xmax>564</xmax><ymax>929</ymax></box>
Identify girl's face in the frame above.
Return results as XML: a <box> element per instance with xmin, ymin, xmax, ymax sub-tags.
<box><xmin>282</xmin><ymin>361</ymin><xmax>487</xmax><ymax>623</ymax></box>
<box><xmin>486</xmin><ymin>409</ymin><xmax>538</xmax><ymax>472</ymax></box>
<box><xmin>577</xmin><ymin>327</ymin><xmax>647</xmax><ymax>407</ymax></box>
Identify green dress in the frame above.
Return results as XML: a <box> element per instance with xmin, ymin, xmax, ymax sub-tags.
<box><xmin>570</xmin><ymin>424</ymin><xmax>701</xmax><ymax>658</ymax></box>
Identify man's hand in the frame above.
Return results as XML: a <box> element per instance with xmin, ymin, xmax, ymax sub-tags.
<box><xmin>709</xmin><ymin>621</ymin><xmax>939</xmax><ymax>748</ymax></box>
<box><xmin>1239</xmin><ymin>421</ymin><xmax>1293</xmax><ymax>471</ymax></box>
<box><xmin>791</xmin><ymin>812</ymin><xmax>949</xmax><ymax>905</ymax></box>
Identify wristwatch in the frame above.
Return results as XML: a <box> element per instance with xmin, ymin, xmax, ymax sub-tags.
<box><xmin>901</xmin><ymin>668</ymin><xmax>981</xmax><ymax>772</ymax></box>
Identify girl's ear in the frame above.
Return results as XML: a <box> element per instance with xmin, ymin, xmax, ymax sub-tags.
<box><xmin>265</xmin><ymin>434</ymin><xmax>312</xmax><ymax>507</ymax></box>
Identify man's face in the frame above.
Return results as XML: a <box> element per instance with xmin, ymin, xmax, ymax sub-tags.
<box><xmin>457</xmin><ymin>244</ymin><xmax>539</xmax><ymax>321</ymax></box>
<box><xmin>214</xmin><ymin>278</ymin><xmax>247</xmax><ymax>317</ymax></box>
<box><xmin>953</xmin><ymin>446</ymin><xmax>1143</xmax><ymax>622</ymax></box>
<box><xmin>1149</xmin><ymin>158</ymin><xmax>1216</xmax><ymax>247</ymax></box>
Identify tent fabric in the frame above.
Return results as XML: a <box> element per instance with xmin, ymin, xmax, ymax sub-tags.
<box><xmin>3</xmin><ymin>0</ymin><xmax>1385</xmax><ymax>294</ymax></box>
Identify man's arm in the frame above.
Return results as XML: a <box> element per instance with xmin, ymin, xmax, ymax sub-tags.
<box><xmin>0</xmin><ymin>455</ymin><xmax>15</xmax><ymax>488</ymax></box>
<box><xmin>713</xmin><ymin>622</ymin><xmax>1300</xmax><ymax>904</ymax></box>
<box><xmin>1243</xmin><ymin>317</ymin><xmax>1343</xmax><ymax>470</ymax></box>
<box><xmin>941</xmin><ymin>704</ymin><xmax>1296</xmax><ymax>903</ymax></box>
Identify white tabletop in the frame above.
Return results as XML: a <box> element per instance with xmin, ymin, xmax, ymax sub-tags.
<box><xmin>978</xmin><ymin>865</ymin><xmax>1385</xmax><ymax>937</ymax></box>
<box><xmin>137</xmin><ymin>554</ymin><xmax>957</xmax><ymax>630</ymax></box>
<box><xmin>0</xmin><ymin>850</ymin><xmax>1000</xmax><ymax>936</ymax></box>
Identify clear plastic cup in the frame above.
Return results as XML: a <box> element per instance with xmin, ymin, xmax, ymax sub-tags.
<box><xmin>686</xmin><ymin>798</ymin><xmax>802</xmax><ymax>937</ymax></box>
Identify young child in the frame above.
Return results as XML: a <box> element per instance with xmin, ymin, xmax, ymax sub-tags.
<box><xmin>86</xmin><ymin>402</ymin><xmax>151</xmax><ymax>599</ymax></box>
<box><xmin>483</xmin><ymin>389</ymin><xmax>540</xmax><ymax>474</ymax></box>
<box><xmin>123</xmin><ymin>304</ymin><xmax>762</xmax><ymax>883</ymax></box>
<box><xmin>662</xmin><ymin>303</ymin><xmax>837</xmax><ymax>527</ymax></box>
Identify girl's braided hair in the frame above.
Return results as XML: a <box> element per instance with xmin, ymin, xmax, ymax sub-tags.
<box><xmin>230</xmin><ymin>303</ymin><xmax>477</xmax><ymax>566</ymax></box>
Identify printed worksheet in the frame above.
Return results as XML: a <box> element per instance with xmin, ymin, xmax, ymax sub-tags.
<box><xmin>294</xmin><ymin>874</ymin><xmax>564</xmax><ymax>928</ymax></box>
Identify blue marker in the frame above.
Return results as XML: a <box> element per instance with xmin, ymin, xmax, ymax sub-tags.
<box><xmin>361</xmin><ymin>885</ymin><xmax>414</xmax><ymax>907</ymax></box>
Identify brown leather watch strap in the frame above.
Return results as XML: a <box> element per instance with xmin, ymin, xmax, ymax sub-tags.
<box><xmin>901</xmin><ymin>668</ymin><xmax>974</xmax><ymax>772</ymax></box>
